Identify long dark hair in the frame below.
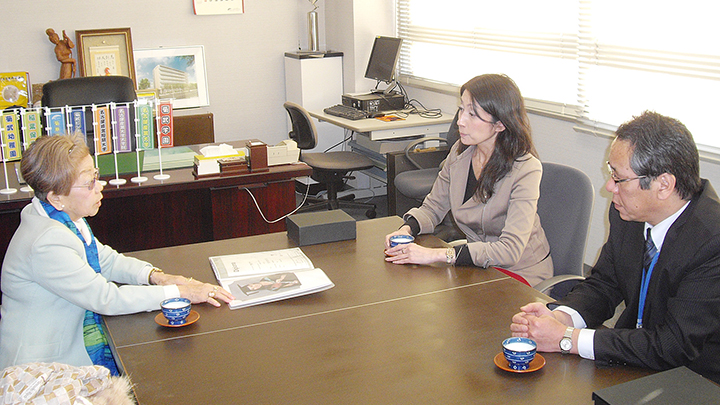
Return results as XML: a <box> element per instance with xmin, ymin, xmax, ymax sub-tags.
<box><xmin>457</xmin><ymin>74</ymin><xmax>537</xmax><ymax>203</ymax></box>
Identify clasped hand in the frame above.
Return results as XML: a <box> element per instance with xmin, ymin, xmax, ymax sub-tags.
<box><xmin>510</xmin><ymin>302</ymin><xmax>569</xmax><ymax>352</ymax></box>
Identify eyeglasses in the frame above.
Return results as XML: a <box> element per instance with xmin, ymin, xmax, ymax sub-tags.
<box><xmin>606</xmin><ymin>161</ymin><xmax>647</xmax><ymax>185</ymax></box>
<box><xmin>72</xmin><ymin>168</ymin><xmax>99</xmax><ymax>191</ymax></box>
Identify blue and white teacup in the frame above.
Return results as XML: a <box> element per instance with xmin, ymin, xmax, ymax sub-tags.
<box><xmin>389</xmin><ymin>235</ymin><xmax>414</xmax><ymax>247</ymax></box>
<box><xmin>502</xmin><ymin>337</ymin><xmax>537</xmax><ymax>371</ymax></box>
<box><xmin>160</xmin><ymin>297</ymin><xmax>191</xmax><ymax>326</ymax></box>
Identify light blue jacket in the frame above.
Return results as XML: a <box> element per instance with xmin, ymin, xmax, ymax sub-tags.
<box><xmin>0</xmin><ymin>199</ymin><xmax>167</xmax><ymax>370</ymax></box>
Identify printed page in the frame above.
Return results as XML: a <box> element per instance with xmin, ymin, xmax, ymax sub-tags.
<box><xmin>222</xmin><ymin>268</ymin><xmax>334</xmax><ymax>309</ymax></box>
<box><xmin>210</xmin><ymin>247</ymin><xmax>314</xmax><ymax>281</ymax></box>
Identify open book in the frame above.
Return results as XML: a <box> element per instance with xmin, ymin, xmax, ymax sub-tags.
<box><xmin>209</xmin><ymin>247</ymin><xmax>334</xmax><ymax>309</ymax></box>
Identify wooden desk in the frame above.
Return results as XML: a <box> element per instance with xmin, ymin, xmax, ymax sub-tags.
<box><xmin>309</xmin><ymin>110</ymin><xmax>454</xmax><ymax>141</ymax></box>
<box><xmin>106</xmin><ymin>217</ymin><xmax>653</xmax><ymax>404</ymax></box>
<box><xmin>0</xmin><ymin>141</ymin><xmax>312</xmax><ymax>263</ymax></box>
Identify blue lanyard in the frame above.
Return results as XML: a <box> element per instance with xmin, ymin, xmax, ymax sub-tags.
<box><xmin>636</xmin><ymin>252</ymin><xmax>659</xmax><ymax>329</ymax></box>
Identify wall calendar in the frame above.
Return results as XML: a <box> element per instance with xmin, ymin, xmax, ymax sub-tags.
<box><xmin>193</xmin><ymin>0</ymin><xmax>244</xmax><ymax>15</ymax></box>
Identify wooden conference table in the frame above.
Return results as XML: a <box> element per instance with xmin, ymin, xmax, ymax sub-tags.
<box><xmin>106</xmin><ymin>216</ymin><xmax>653</xmax><ymax>404</ymax></box>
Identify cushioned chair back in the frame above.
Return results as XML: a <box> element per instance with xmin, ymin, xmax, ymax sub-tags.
<box><xmin>42</xmin><ymin>76</ymin><xmax>136</xmax><ymax>107</ymax></box>
<box><xmin>537</xmin><ymin>162</ymin><xmax>594</xmax><ymax>278</ymax></box>
<box><xmin>283</xmin><ymin>102</ymin><xmax>317</xmax><ymax>151</ymax></box>
<box><xmin>446</xmin><ymin>109</ymin><xmax>460</xmax><ymax>145</ymax></box>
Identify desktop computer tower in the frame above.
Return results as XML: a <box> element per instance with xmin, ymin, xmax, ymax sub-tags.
<box><xmin>342</xmin><ymin>92</ymin><xmax>405</xmax><ymax>113</ymax></box>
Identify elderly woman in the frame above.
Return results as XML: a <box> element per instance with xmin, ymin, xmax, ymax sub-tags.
<box><xmin>0</xmin><ymin>134</ymin><xmax>234</xmax><ymax>375</ymax></box>
<box><xmin>385</xmin><ymin>74</ymin><xmax>552</xmax><ymax>286</ymax></box>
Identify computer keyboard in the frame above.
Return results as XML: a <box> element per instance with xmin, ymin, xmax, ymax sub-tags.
<box><xmin>323</xmin><ymin>104</ymin><xmax>368</xmax><ymax>120</ymax></box>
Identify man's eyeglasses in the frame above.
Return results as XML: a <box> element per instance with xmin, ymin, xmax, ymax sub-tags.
<box><xmin>606</xmin><ymin>161</ymin><xmax>647</xmax><ymax>185</ymax></box>
<box><xmin>72</xmin><ymin>168</ymin><xmax>100</xmax><ymax>191</ymax></box>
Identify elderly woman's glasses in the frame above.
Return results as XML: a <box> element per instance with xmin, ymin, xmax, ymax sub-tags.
<box><xmin>72</xmin><ymin>169</ymin><xmax>99</xmax><ymax>191</ymax></box>
<box><xmin>606</xmin><ymin>161</ymin><xmax>647</xmax><ymax>185</ymax></box>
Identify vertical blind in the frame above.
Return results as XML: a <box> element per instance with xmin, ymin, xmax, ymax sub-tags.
<box><xmin>396</xmin><ymin>0</ymin><xmax>720</xmax><ymax>152</ymax></box>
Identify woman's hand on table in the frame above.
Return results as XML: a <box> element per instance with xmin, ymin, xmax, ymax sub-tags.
<box><xmin>385</xmin><ymin>243</ymin><xmax>445</xmax><ymax>265</ymax></box>
<box><xmin>152</xmin><ymin>272</ymin><xmax>235</xmax><ymax>307</ymax></box>
<box><xmin>177</xmin><ymin>282</ymin><xmax>234</xmax><ymax>307</ymax></box>
<box><xmin>384</xmin><ymin>226</ymin><xmax>413</xmax><ymax>249</ymax></box>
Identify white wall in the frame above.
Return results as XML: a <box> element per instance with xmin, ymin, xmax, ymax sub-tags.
<box><xmin>2</xmin><ymin>0</ymin><xmax>309</xmax><ymax>144</ymax></box>
<box><xmin>325</xmin><ymin>0</ymin><xmax>395</xmax><ymax>93</ymax></box>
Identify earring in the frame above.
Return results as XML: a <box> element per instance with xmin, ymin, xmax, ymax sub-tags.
<box><xmin>59</xmin><ymin>204</ymin><xmax>65</xmax><ymax>210</ymax></box>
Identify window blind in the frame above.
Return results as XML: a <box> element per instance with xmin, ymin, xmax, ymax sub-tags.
<box><xmin>397</xmin><ymin>0</ymin><xmax>720</xmax><ymax>152</ymax></box>
<box><xmin>577</xmin><ymin>0</ymin><xmax>720</xmax><ymax>153</ymax></box>
<box><xmin>396</xmin><ymin>0</ymin><xmax>578</xmax><ymax>107</ymax></box>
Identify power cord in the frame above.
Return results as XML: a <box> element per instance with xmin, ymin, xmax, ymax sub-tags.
<box><xmin>323</xmin><ymin>129</ymin><xmax>354</xmax><ymax>152</ymax></box>
<box><xmin>241</xmin><ymin>176</ymin><xmax>313</xmax><ymax>224</ymax></box>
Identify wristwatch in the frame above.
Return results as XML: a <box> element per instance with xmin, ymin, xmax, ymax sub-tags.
<box><xmin>445</xmin><ymin>247</ymin><xmax>456</xmax><ymax>265</ymax></box>
<box><xmin>560</xmin><ymin>326</ymin><xmax>575</xmax><ymax>354</ymax></box>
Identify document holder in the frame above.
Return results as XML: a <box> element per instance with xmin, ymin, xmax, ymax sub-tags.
<box><xmin>592</xmin><ymin>366</ymin><xmax>720</xmax><ymax>404</ymax></box>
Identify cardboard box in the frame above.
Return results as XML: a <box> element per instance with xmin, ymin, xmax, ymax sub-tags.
<box><xmin>286</xmin><ymin>210</ymin><xmax>356</xmax><ymax>246</ymax></box>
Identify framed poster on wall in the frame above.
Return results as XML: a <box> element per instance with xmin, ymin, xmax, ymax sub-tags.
<box><xmin>134</xmin><ymin>46</ymin><xmax>209</xmax><ymax>109</ymax></box>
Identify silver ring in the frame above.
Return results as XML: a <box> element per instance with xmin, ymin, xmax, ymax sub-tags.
<box><xmin>208</xmin><ymin>291</ymin><xmax>216</xmax><ymax>298</ymax></box>
<box><xmin>212</xmin><ymin>286</ymin><xmax>219</xmax><ymax>291</ymax></box>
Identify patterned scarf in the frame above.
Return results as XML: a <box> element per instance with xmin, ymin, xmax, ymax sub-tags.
<box><xmin>40</xmin><ymin>200</ymin><xmax>119</xmax><ymax>376</ymax></box>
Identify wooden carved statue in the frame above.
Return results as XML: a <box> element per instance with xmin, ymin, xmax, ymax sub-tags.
<box><xmin>46</xmin><ymin>28</ymin><xmax>76</xmax><ymax>80</ymax></box>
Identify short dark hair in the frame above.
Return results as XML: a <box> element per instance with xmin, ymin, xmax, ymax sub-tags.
<box><xmin>458</xmin><ymin>74</ymin><xmax>537</xmax><ymax>203</ymax></box>
<box><xmin>615</xmin><ymin>111</ymin><xmax>701</xmax><ymax>200</ymax></box>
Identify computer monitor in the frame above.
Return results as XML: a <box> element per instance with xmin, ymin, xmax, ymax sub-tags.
<box><xmin>364</xmin><ymin>36</ymin><xmax>403</xmax><ymax>94</ymax></box>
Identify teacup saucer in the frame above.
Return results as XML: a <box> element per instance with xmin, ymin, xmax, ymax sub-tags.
<box><xmin>155</xmin><ymin>310</ymin><xmax>200</xmax><ymax>328</ymax></box>
<box><xmin>494</xmin><ymin>352</ymin><xmax>545</xmax><ymax>373</ymax></box>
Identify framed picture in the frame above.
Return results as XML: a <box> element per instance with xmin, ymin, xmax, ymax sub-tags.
<box><xmin>134</xmin><ymin>46</ymin><xmax>209</xmax><ymax>109</ymax></box>
<box><xmin>76</xmin><ymin>28</ymin><xmax>136</xmax><ymax>85</ymax></box>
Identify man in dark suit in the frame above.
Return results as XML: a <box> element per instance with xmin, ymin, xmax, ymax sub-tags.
<box><xmin>510</xmin><ymin>111</ymin><xmax>720</xmax><ymax>383</ymax></box>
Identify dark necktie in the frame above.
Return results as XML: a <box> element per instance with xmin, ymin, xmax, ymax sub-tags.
<box><xmin>644</xmin><ymin>228</ymin><xmax>657</xmax><ymax>270</ymax></box>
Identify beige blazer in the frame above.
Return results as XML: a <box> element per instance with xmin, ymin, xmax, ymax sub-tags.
<box><xmin>405</xmin><ymin>142</ymin><xmax>552</xmax><ymax>286</ymax></box>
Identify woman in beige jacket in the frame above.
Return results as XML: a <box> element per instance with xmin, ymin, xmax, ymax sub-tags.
<box><xmin>385</xmin><ymin>74</ymin><xmax>552</xmax><ymax>286</ymax></box>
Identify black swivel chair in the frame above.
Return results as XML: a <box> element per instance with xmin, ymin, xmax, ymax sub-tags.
<box><xmin>42</xmin><ymin>76</ymin><xmax>137</xmax><ymax>107</ymax></box>
<box><xmin>283</xmin><ymin>102</ymin><xmax>377</xmax><ymax>218</ymax></box>
<box><xmin>394</xmin><ymin>110</ymin><xmax>460</xmax><ymax>201</ymax></box>
<box><xmin>42</xmin><ymin>76</ymin><xmax>137</xmax><ymax>153</ymax></box>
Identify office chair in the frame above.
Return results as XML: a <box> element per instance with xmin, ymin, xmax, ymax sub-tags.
<box><xmin>533</xmin><ymin>162</ymin><xmax>594</xmax><ymax>299</ymax></box>
<box><xmin>446</xmin><ymin>162</ymin><xmax>594</xmax><ymax>298</ymax></box>
<box><xmin>394</xmin><ymin>110</ymin><xmax>460</xmax><ymax>201</ymax></box>
<box><xmin>283</xmin><ymin>102</ymin><xmax>377</xmax><ymax>218</ymax></box>
<box><xmin>42</xmin><ymin>76</ymin><xmax>137</xmax><ymax>107</ymax></box>
<box><xmin>42</xmin><ymin>76</ymin><xmax>137</xmax><ymax>153</ymax></box>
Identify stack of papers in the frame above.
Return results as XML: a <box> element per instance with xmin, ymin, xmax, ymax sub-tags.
<box><xmin>209</xmin><ymin>248</ymin><xmax>334</xmax><ymax>309</ymax></box>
